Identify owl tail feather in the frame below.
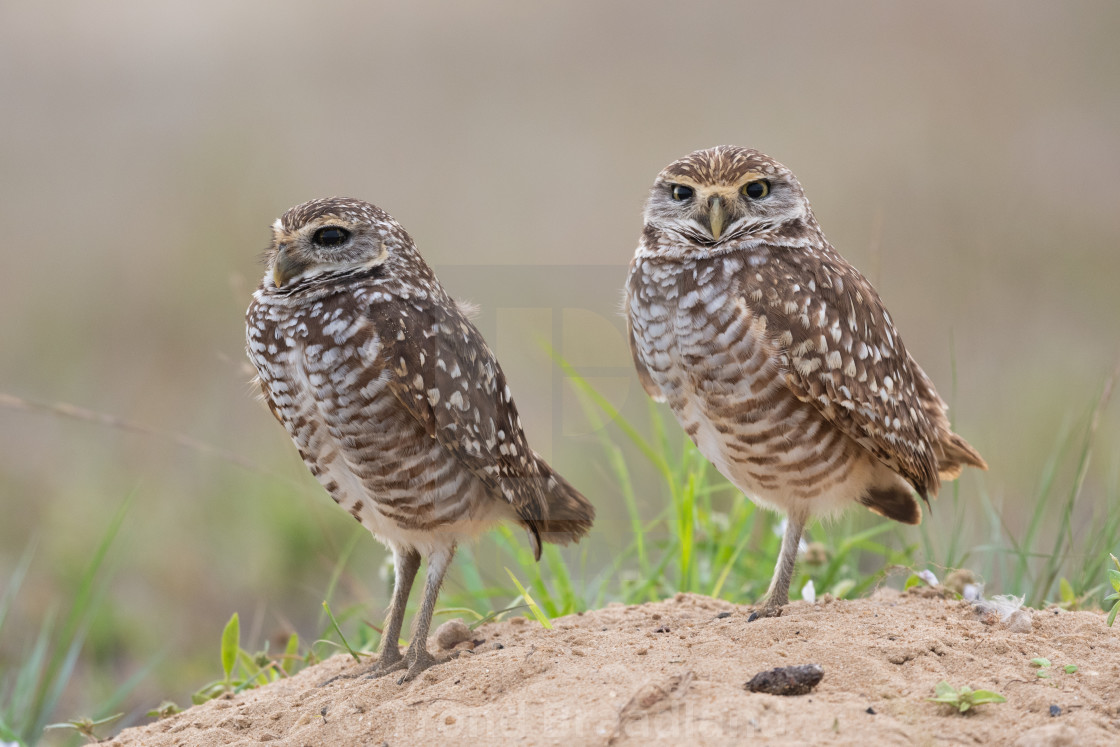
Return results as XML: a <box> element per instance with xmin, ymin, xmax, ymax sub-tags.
<box><xmin>936</xmin><ymin>432</ymin><xmax>988</xmax><ymax>482</ymax></box>
<box><xmin>523</xmin><ymin>459</ymin><xmax>595</xmax><ymax>562</ymax></box>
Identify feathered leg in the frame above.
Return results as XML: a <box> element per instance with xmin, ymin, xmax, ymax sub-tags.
<box><xmin>367</xmin><ymin>546</ymin><xmax>420</xmax><ymax>676</ymax></box>
<box><xmin>757</xmin><ymin>512</ymin><xmax>805</xmax><ymax>618</ymax></box>
<box><xmin>398</xmin><ymin>544</ymin><xmax>455</xmax><ymax>683</ymax></box>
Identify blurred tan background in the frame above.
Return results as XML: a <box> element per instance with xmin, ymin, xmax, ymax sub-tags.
<box><xmin>1</xmin><ymin>0</ymin><xmax>1118</xmax><ymax>724</ymax></box>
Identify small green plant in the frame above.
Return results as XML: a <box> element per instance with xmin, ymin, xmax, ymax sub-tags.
<box><xmin>1055</xmin><ymin>578</ymin><xmax>1086</xmax><ymax>610</ymax></box>
<box><xmin>927</xmin><ymin>681</ymin><xmax>1006</xmax><ymax>713</ymax></box>
<box><xmin>1030</xmin><ymin>657</ymin><xmax>1078</xmax><ymax>678</ymax></box>
<box><xmin>1105</xmin><ymin>553</ymin><xmax>1120</xmax><ymax>627</ymax></box>
<box><xmin>43</xmin><ymin>712</ymin><xmax>123</xmax><ymax>741</ymax></box>
<box><xmin>145</xmin><ymin>701</ymin><xmax>183</xmax><ymax>719</ymax></box>
<box><xmin>191</xmin><ymin>613</ymin><xmax>294</xmax><ymax>705</ymax></box>
<box><xmin>1025</xmin><ymin>658</ymin><xmax>1079</xmax><ymax>680</ymax></box>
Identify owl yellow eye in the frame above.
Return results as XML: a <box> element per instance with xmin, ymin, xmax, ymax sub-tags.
<box><xmin>741</xmin><ymin>180</ymin><xmax>771</xmax><ymax>199</ymax></box>
<box><xmin>312</xmin><ymin>226</ymin><xmax>351</xmax><ymax>247</ymax></box>
<box><xmin>670</xmin><ymin>184</ymin><xmax>694</xmax><ymax>201</ymax></box>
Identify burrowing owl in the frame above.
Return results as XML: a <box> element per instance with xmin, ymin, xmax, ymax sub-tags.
<box><xmin>626</xmin><ymin>146</ymin><xmax>986</xmax><ymax>617</ymax></box>
<box><xmin>246</xmin><ymin>197</ymin><xmax>594</xmax><ymax>681</ymax></box>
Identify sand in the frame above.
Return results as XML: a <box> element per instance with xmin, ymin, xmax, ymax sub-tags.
<box><xmin>106</xmin><ymin>589</ymin><xmax>1120</xmax><ymax>746</ymax></box>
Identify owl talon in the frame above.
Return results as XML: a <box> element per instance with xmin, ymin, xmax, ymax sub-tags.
<box><xmin>365</xmin><ymin>653</ymin><xmax>407</xmax><ymax>679</ymax></box>
<box><xmin>750</xmin><ymin>605</ymin><xmax>784</xmax><ymax>620</ymax></box>
<box><xmin>396</xmin><ymin>648</ymin><xmax>440</xmax><ymax>684</ymax></box>
<box><xmin>317</xmin><ymin>651</ymin><xmax>405</xmax><ymax>686</ymax></box>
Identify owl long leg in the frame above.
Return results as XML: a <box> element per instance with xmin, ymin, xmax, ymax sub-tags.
<box><xmin>398</xmin><ymin>544</ymin><xmax>456</xmax><ymax>683</ymax></box>
<box><xmin>368</xmin><ymin>546</ymin><xmax>421</xmax><ymax>676</ymax></box>
<box><xmin>757</xmin><ymin>512</ymin><xmax>806</xmax><ymax>618</ymax></box>
<box><xmin>320</xmin><ymin>546</ymin><xmax>421</xmax><ymax>686</ymax></box>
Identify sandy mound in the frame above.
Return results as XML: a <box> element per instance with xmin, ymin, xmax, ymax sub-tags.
<box><xmin>107</xmin><ymin>590</ymin><xmax>1119</xmax><ymax>746</ymax></box>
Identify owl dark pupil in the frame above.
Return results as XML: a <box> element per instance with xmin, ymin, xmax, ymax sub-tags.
<box><xmin>313</xmin><ymin>227</ymin><xmax>350</xmax><ymax>247</ymax></box>
<box><xmin>671</xmin><ymin>184</ymin><xmax>693</xmax><ymax>201</ymax></box>
<box><xmin>745</xmin><ymin>181</ymin><xmax>768</xmax><ymax>199</ymax></box>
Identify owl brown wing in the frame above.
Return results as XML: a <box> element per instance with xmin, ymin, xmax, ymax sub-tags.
<box><xmin>742</xmin><ymin>248</ymin><xmax>942</xmax><ymax>498</ymax></box>
<box><xmin>366</xmin><ymin>297</ymin><xmax>549</xmax><ymax>521</ymax></box>
<box><xmin>627</xmin><ymin>314</ymin><xmax>665</xmax><ymax>402</ymax></box>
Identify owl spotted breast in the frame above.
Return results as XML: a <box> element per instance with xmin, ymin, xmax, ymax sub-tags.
<box><xmin>246</xmin><ymin>197</ymin><xmax>594</xmax><ymax>681</ymax></box>
<box><xmin>626</xmin><ymin>146</ymin><xmax>986</xmax><ymax>617</ymax></box>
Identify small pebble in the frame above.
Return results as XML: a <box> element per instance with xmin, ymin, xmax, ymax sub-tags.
<box><xmin>654</xmin><ymin>624</ymin><xmax>670</xmax><ymax>633</ymax></box>
<box><xmin>716</xmin><ymin>612</ymin><xmax>732</xmax><ymax>619</ymax></box>
<box><xmin>1049</xmin><ymin>704</ymin><xmax>1061</xmax><ymax>717</ymax></box>
<box><xmin>865</xmin><ymin>707</ymin><xmax>876</xmax><ymax>715</ymax></box>
<box><xmin>747</xmin><ymin>612</ymin><xmax>760</xmax><ymax>623</ymax></box>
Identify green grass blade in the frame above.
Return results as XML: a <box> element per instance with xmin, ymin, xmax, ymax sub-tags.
<box><xmin>560</xmin><ymin>358</ymin><xmax>670</xmax><ymax>481</ymax></box>
<box><xmin>0</xmin><ymin>539</ymin><xmax>36</xmax><ymax>638</ymax></box>
<box><xmin>220</xmin><ymin>613</ymin><xmax>240</xmax><ymax>683</ymax></box>
<box><xmin>542</xmin><ymin>545</ymin><xmax>577</xmax><ymax>614</ymax></box>
<box><xmin>8</xmin><ymin>497</ymin><xmax>131</xmax><ymax>743</ymax></box>
<box><xmin>318</xmin><ymin>527</ymin><xmax>365</xmax><ymax>628</ymax></box>
<box><xmin>710</xmin><ymin>532</ymin><xmax>753</xmax><ymax>599</ymax></box>
<box><xmin>321</xmin><ymin>601</ymin><xmax>362</xmax><ymax>662</ymax></box>
<box><xmin>432</xmin><ymin>607</ymin><xmax>486</xmax><ymax>621</ymax></box>
<box><xmin>505</xmin><ymin>569</ymin><xmax>552</xmax><ymax>629</ymax></box>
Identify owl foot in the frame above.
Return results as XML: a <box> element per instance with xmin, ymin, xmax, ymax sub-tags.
<box><xmin>395</xmin><ymin>647</ymin><xmax>441</xmax><ymax>684</ymax></box>
<box><xmin>747</xmin><ymin>604</ymin><xmax>785</xmax><ymax>622</ymax></box>
<box><xmin>364</xmin><ymin>650</ymin><xmax>408</xmax><ymax>679</ymax></box>
<box><xmin>317</xmin><ymin>650</ymin><xmax>404</xmax><ymax>686</ymax></box>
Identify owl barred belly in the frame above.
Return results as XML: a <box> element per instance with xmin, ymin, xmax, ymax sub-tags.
<box><xmin>628</xmin><ymin>254</ymin><xmax>889</xmax><ymax>522</ymax></box>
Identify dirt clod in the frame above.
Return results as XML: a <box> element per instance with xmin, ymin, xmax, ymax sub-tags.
<box><xmin>744</xmin><ymin>663</ymin><xmax>824</xmax><ymax>696</ymax></box>
<box><xmin>434</xmin><ymin>618</ymin><xmax>471</xmax><ymax>650</ymax></box>
<box><xmin>1007</xmin><ymin>609</ymin><xmax>1033</xmax><ymax>633</ymax></box>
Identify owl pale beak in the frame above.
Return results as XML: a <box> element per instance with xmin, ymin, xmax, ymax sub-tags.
<box><xmin>272</xmin><ymin>246</ymin><xmax>305</xmax><ymax>288</ymax></box>
<box><xmin>708</xmin><ymin>196</ymin><xmax>725</xmax><ymax>240</ymax></box>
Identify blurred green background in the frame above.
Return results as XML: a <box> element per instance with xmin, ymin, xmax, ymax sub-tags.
<box><xmin>1</xmin><ymin>0</ymin><xmax>1118</xmax><ymax>736</ymax></box>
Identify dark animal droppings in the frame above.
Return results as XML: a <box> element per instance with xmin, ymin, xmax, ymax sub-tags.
<box><xmin>745</xmin><ymin>664</ymin><xmax>824</xmax><ymax>696</ymax></box>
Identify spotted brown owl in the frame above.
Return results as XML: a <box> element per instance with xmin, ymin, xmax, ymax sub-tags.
<box><xmin>246</xmin><ymin>197</ymin><xmax>594</xmax><ymax>680</ymax></box>
<box><xmin>625</xmin><ymin>146</ymin><xmax>986</xmax><ymax>617</ymax></box>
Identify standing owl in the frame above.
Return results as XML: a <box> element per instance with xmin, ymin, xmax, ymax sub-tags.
<box><xmin>246</xmin><ymin>197</ymin><xmax>594</xmax><ymax>681</ymax></box>
<box><xmin>626</xmin><ymin>146</ymin><xmax>986</xmax><ymax>618</ymax></box>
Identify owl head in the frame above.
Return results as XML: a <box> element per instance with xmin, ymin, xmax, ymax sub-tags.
<box><xmin>263</xmin><ymin>197</ymin><xmax>414</xmax><ymax>290</ymax></box>
<box><xmin>643</xmin><ymin>146</ymin><xmax>814</xmax><ymax>254</ymax></box>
